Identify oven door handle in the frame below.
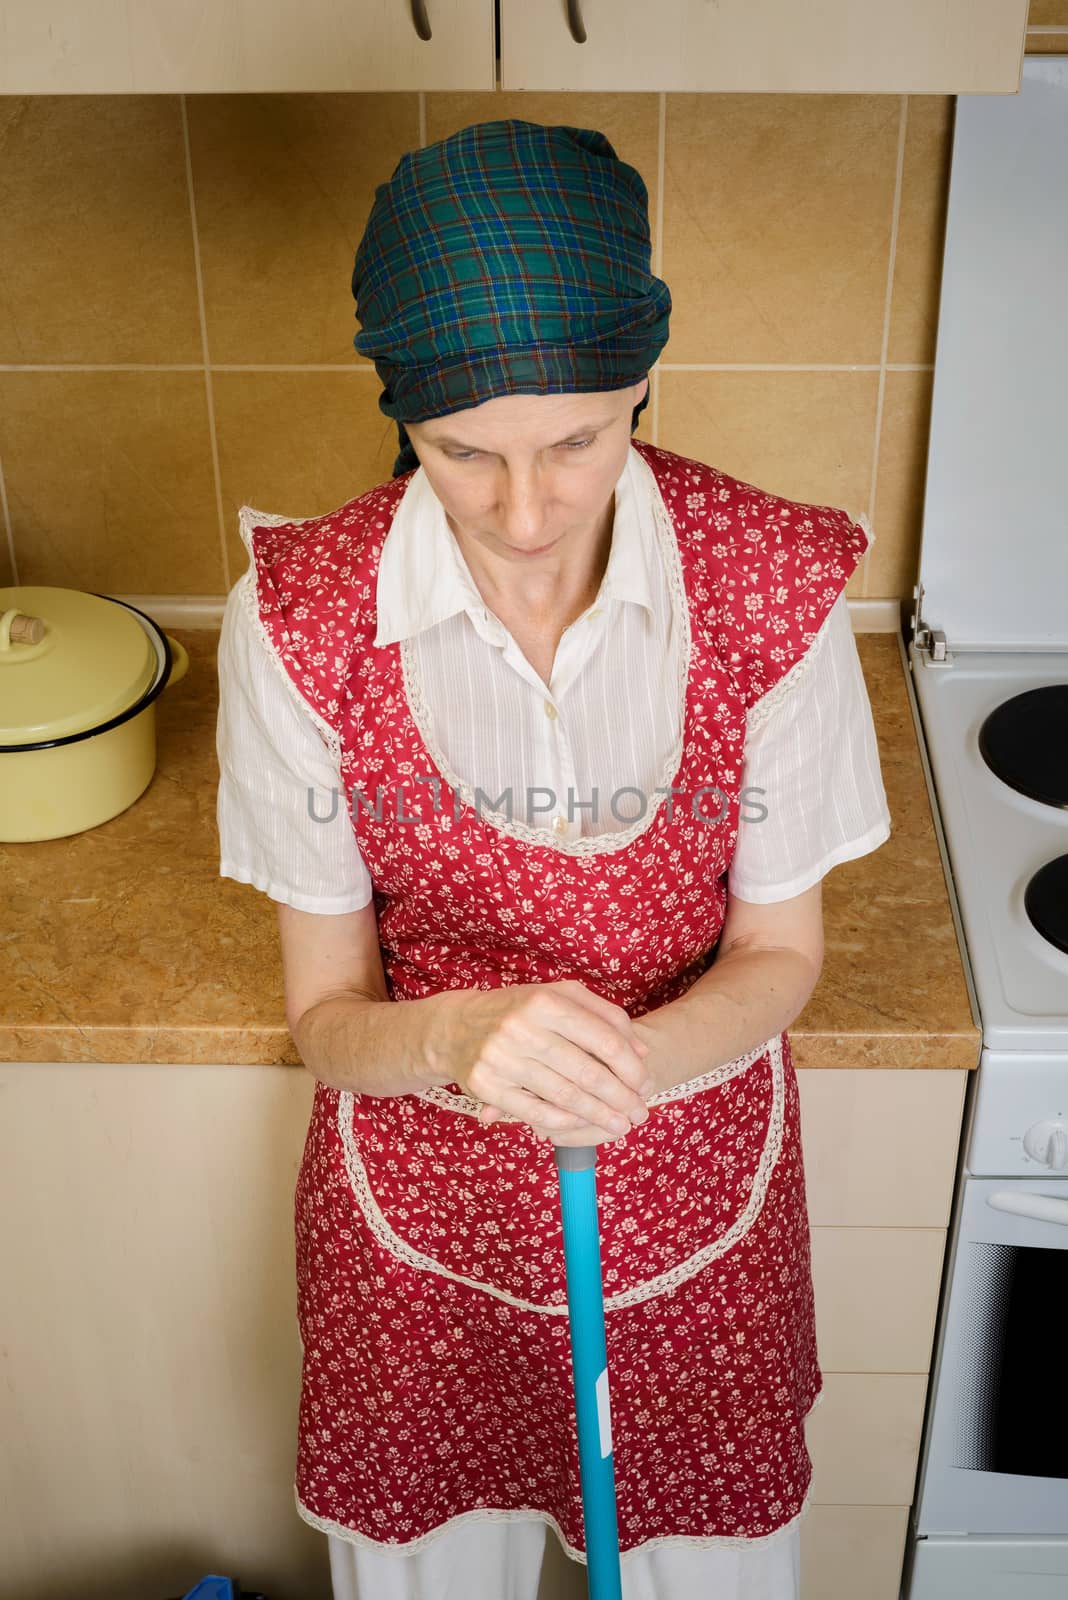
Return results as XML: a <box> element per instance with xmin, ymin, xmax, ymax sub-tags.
<box><xmin>987</xmin><ymin>1189</ymin><xmax>1068</xmax><ymax>1227</ymax></box>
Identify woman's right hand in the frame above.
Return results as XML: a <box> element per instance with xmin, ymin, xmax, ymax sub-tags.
<box><xmin>438</xmin><ymin>979</ymin><xmax>654</xmax><ymax>1144</ymax></box>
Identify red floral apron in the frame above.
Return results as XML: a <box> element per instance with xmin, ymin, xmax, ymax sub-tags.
<box><xmin>245</xmin><ymin>438</ymin><xmax>869</xmax><ymax>1560</ymax></box>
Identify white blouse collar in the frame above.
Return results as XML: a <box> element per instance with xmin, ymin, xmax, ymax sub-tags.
<box><xmin>373</xmin><ymin>442</ymin><xmax>659</xmax><ymax>648</ymax></box>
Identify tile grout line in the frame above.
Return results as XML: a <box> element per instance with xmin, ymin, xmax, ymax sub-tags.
<box><xmin>0</xmin><ymin>446</ymin><xmax>16</xmax><ymax>587</ymax></box>
<box><xmin>0</xmin><ymin>363</ymin><xmax>368</xmax><ymax>372</ymax></box>
<box><xmin>865</xmin><ymin>95</ymin><xmax>908</xmax><ymax>600</ymax></box>
<box><xmin>0</xmin><ymin>362</ymin><xmax>936</xmax><ymax>374</ymax></box>
<box><xmin>652</xmin><ymin>92</ymin><xmax>666</xmax><ymax>447</ymax></box>
<box><xmin>180</xmin><ymin>93</ymin><xmax>231</xmax><ymax>595</ymax></box>
<box><xmin>0</xmin><ymin>364</ymin><xmax>211</xmax><ymax>372</ymax></box>
<box><xmin>659</xmin><ymin>362</ymin><xmax>932</xmax><ymax>372</ymax></box>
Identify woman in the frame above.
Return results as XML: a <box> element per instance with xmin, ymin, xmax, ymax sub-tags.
<box><xmin>216</xmin><ymin>119</ymin><xmax>891</xmax><ymax>1599</ymax></box>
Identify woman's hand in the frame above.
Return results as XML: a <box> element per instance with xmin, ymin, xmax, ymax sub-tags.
<box><xmin>476</xmin><ymin>1100</ymin><xmax>649</xmax><ymax>1147</ymax></box>
<box><xmin>439</xmin><ymin>979</ymin><xmax>654</xmax><ymax>1146</ymax></box>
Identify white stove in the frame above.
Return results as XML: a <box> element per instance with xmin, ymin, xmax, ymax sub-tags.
<box><xmin>897</xmin><ymin>55</ymin><xmax>1068</xmax><ymax>1600</ymax></box>
<box><xmin>914</xmin><ymin>655</ymin><xmax>1068</xmax><ymax>1055</ymax></box>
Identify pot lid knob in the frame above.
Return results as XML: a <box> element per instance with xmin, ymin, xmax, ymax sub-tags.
<box><xmin>6</xmin><ymin>611</ymin><xmax>45</xmax><ymax>646</ymax></box>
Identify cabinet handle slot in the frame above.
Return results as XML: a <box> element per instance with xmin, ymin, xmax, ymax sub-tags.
<box><xmin>567</xmin><ymin>0</ymin><xmax>587</xmax><ymax>44</ymax></box>
<box><xmin>410</xmin><ymin>0</ymin><xmax>432</xmax><ymax>41</ymax></box>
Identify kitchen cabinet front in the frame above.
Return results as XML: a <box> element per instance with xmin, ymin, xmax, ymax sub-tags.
<box><xmin>0</xmin><ymin>0</ymin><xmax>495</xmax><ymax>93</ymax></box>
<box><xmin>499</xmin><ymin>0</ymin><xmax>1030</xmax><ymax>93</ymax></box>
<box><xmin>0</xmin><ymin>1059</ymin><xmax>967</xmax><ymax>1600</ymax></box>
<box><xmin>0</xmin><ymin>0</ymin><xmax>1031</xmax><ymax>94</ymax></box>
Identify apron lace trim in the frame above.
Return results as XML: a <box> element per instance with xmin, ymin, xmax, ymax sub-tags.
<box><xmin>416</xmin><ymin>1032</ymin><xmax>777</xmax><ymax>1115</ymax></box>
<box><xmin>334</xmin><ymin>1033</ymin><xmax>786</xmax><ymax>1313</ymax></box>
<box><xmin>294</xmin><ymin>1386</ymin><xmax>821</xmax><ymax>1557</ymax></box>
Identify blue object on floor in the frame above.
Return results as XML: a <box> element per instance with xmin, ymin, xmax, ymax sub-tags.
<box><xmin>169</xmin><ymin>1573</ymin><xmax>267</xmax><ymax>1599</ymax></box>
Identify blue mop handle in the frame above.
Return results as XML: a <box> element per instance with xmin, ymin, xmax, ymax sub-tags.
<box><xmin>553</xmin><ymin>1145</ymin><xmax>623</xmax><ymax>1600</ymax></box>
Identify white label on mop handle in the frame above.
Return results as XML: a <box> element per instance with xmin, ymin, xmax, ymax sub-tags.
<box><xmin>595</xmin><ymin>1368</ymin><xmax>613</xmax><ymax>1458</ymax></box>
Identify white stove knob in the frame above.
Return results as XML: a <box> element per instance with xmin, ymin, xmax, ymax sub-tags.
<box><xmin>1022</xmin><ymin>1119</ymin><xmax>1068</xmax><ymax>1170</ymax></box>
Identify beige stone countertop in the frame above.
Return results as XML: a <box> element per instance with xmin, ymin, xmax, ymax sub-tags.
<box><xmin>0</xmin><ymin>628</ymin><xmax>980</xmax><ymax>1069</ymax></box>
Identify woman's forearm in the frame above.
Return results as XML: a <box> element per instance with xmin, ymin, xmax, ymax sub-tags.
<box><xmin>292</xmin><ymin>944</ymin><xmax>819</xmax><ymax>1102</ymax></box>
<box><xmin>631</xmin><ymin>945</ymin><xmax>822</xmax><ymax>1096</ymax></box>
<box><xmin>292</xmin><ymin>988</ymin><xmax>463</xmax><ymax>1097</ymax></box>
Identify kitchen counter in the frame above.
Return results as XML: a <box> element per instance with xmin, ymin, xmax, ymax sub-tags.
<box><xmin>0</xmin><ymin>628</ymin><xmax>980</xmax><ymax>1068</ymax></box>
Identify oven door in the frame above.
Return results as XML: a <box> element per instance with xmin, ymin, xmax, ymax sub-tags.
<box><xmin>914</xmin><ymin>1175</ymin><xmax>1068</xmax><ymax>1536</ymax></box>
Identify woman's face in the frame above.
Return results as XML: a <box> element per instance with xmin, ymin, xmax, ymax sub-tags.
<box><xmin>405</xmin><ymin>377</ymin><xmax>649</xmax><ymax>565</ymax></box>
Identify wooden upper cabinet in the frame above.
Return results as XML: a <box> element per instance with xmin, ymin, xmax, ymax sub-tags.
<box><xmin>0</xmin><ymin>0</ymin><xmax>496</xmax><ymax>93</ymax></box>
<box><xmin>499</xmin><ymin>0</ymin><xmax>1032</xmax><ymax>94</ymax></box>
<box><xmin>0</xmin><ymin>0</ymin><xmax>1032</xmax><ymax>94</ymax></box>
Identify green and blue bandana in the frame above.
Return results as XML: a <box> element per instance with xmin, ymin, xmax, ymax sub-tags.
<box><xmin>351</xmin><ymin>119</ymin><xmax>672</xmax><ymax>477</ymax></box>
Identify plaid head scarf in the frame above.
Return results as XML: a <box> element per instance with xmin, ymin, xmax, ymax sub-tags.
<box><xmin>351</xmin><ymin>119</ymin><xmax>672</xmax><ymax>478</ymax></box>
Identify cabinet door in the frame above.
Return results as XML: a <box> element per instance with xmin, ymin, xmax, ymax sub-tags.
<box><xmin>797</xmin><ymin>1069</ymin><xmax>967</xmax><ymax>1228</ymax></box>
<box><xmin>0</xmin><ymin>0</ymin><xmax>495</xmax><ymax>93</ymax></box>
<box><xmin>499</xmin><ymin>0</ymin><xmax>1029</xmax><ymax>93</ymax></box>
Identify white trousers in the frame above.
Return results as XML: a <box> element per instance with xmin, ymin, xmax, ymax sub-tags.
<box><xmin>326</xmin><ymin>1517</ymin><xmax>802</xmax><ymax>1600</ymax></box>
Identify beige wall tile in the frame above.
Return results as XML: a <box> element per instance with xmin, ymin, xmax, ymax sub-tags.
<box><xmin>1026</xmin><ymin>0</ymin><xmax>1068</xmax><ymax>47</ymax></box>
<box><xmin>0</xmin><ymin>373</ymin><xmax>221</xmax><ymax>593</ymax></box>
<box><xmin>887</xmin><ymin>99</ymin><xmax>953</xmax><ymax>367</ymax></box>
<box><xmin>1029</xmin><ymin>0</ymin><xmax>1068</xmax><ymax>23</ymax></box>
<box><xmin>663</xmin><ymin>95</ymin><xmax>899</xmax><ymax>364</ymax></box>
<box><xmin>811</xmin><ymin>1227</ymin><xmax>945</xmax><ymax>1372</ymax></box>
<box><xmin>806</xmin><ymin>1372</ymin><xmax>928</xmax><ymax>1504</ymax></box>
<box><xmin>658</xmin><ymin>368</ymin><xmax>877</xmax><ymax>598</ymax></box>
<box><xmin>0</xmin><ymin>97</ymin><xmax>201</xmax><ymax>365</ymax></box>
<box><xmin>188</xmin><ymin>93</ymin><xmax>419</xmax><ymax>367</ymax></box>
<box><xmin>798</xmin><ymin>1069</ymin><xmax>966</xmax><ymax>1228</ymax></box>
<box><xmin>214</xmin><ymin>371</ymin><xmax>394</xmax><ymax>579</ymax></box>
<box><xmin>800</xmin><ymin>1505</ymin><xmax>910</xmax><ymax>1600</ymax></box>
<box><xmin>870</xmin><ymin>369</ymin><xmax>934</xmax><ymax>599</ymax></box>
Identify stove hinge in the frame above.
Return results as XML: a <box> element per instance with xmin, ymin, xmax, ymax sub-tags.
<box><xmin>910</xmin><ymin>582</ymin><xmax>952</xmax><ymax>668</ymax></box>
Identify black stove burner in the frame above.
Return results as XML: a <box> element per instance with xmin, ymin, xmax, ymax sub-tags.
<box><xmin>1024</xmin><ymin>855</ymin><xmax>1068</xmax><ymax>955</ymax></box>
<box><xmin>978</xmin><ymin>685</ymin><xmax>1068</xmax><ymax>809</ymax></box>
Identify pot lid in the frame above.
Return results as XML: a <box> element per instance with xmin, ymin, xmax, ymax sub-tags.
<box><xmin>0</xmin><ymin>585</ymin><xmax>159</xmax><ymax>747</ymax></box>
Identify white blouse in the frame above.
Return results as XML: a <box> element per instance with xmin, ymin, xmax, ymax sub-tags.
<box><xmin>216</xmin><ymin>447</ymin><xmax>890</xmax><ymax>913</ymax></box>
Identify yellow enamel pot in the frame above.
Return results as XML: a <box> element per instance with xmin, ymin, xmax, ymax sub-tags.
<box><xmin>0</xmin><ymin>586</ymin><xmax>190</xmax><ymax>843</ymax></box>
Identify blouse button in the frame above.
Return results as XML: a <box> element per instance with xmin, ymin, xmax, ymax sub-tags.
<box><xmin>551</xmin><ymin>815</ymin><xmax>568</xmax><ymax>835</ymax></box>
<box><xmin>544</xmin><ymin>700</ymin><xmax>558</xmax><ymax>720</ymax></box>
